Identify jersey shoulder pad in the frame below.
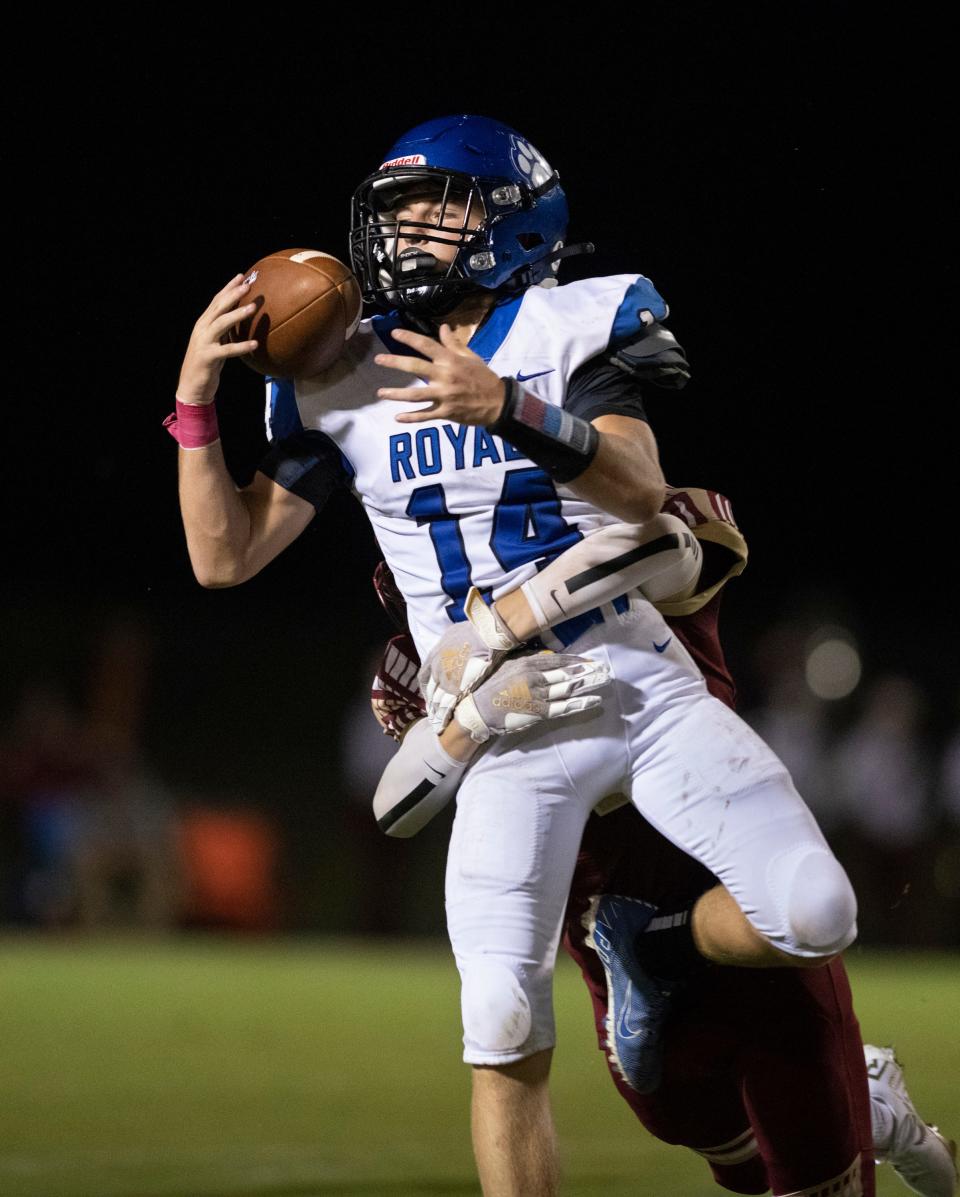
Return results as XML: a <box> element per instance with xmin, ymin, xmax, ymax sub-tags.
<box><xmin>607</xmin><ymin>274</ymin><xmax>689</xmax><ymax>389</ymax></box>
<box><xmin>609</xmin><ymin>274</ymin><xmax>670</xmax><ymax>345</ymax></box>
<box><xmin>490</xmin><ymin>275</ymin><xmax>642</xmax><ymax>384</ymax></box>
<box><xmin>534</xmin><ymin>272</ymin><xmax>667</xmax><ymax>340</ymax></box>
<box><xmin>610</xmin><ymin>330</ymin><xmax>690</xmax><ymax>390</ymax></box>
<box><xmin>524</xmin><ymin>273</ymin><xmax>643</xmax><ymax>335</ymax></box>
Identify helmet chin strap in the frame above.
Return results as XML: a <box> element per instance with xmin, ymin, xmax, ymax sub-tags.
<box><xmin>393</xmin><ymin>287</ymin><xmax>476</xmax><ymax>323</ymax></box>
<box><xmin>388</xmin><ymin>243</ymin><xmax>596</xmax><ymax>321</ymax></box>
<box><xmin>502</xmin><ymin>241</ymin><xmax>596</xmax><ymax>293</ymax></box>
<box><xmin>389</xmin><ymin>248</ymin><xmax>475</xmax><ymax>320</ymax></box>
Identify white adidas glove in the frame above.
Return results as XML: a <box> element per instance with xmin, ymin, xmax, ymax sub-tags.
<box><xmin>453</xmin><ymin>652</ymin><xmax>610</xmax><ymax>744</ymax></box>
<box><xmin>420</xmin><ymin>586</ymin><xmax>521</xmax><ymax>734</ymax></box>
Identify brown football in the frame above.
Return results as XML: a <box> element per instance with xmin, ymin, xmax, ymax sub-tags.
<box><xmin>232</xmin><ymin>249</ymin><xmax>363</xmax><ymax>377</ymax></box>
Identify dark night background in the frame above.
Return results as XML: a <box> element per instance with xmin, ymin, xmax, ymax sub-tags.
<box><xmin>3</xmin><ymin>10</ymin><xmax>955</xmax><ymax>932</ymax></box>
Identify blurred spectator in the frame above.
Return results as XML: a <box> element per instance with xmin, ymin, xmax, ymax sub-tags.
<box><xmin>338</xmin><ymin>648</ymin><xmax>412</xmax><ymax>934</ymax></box>
<box><xmin>0</xmin><ymin>683</ymin><xmax>95</xmax><ymax>924</ymax></box>
<box><xmin>0</xmin><ymin>682</ymin><xmax>184</xmax><ymax>930</ymax></box>
<box><xmin>72</xmin><ymin>615</ymin><xmax>184</xmax><ymax>930</ymax></box>
<box><xmin>85</xmin><ymin>614</ymin><xmax>152</xmax><ymax>762</ymax></box>
<box><xmin>933</xmin><ymin>709</ymin><xmax>960</xmax><ymax>945</ymax></box>
<box><xmin>745</xmin><ymin>621</ymin><xmax>836</xmax><ymax>829</ymax></box>
<box><xmin>74</xmin><ymin>753</ymin><xmax>184</xmax><ymax>931</ymax></box>
<box><xmin>940</xmin><ymin>717</ymin><xmax>960</xmax><ymax>829</ymax></box>
<box><xmin>1</xmin><ymin>616</ymin><xmax>186</xmax><ymax>932</ymax></box>
<box><xmin>748</xmin><ymin>668</ymin><xmax>835</xmax><ymax>830</ymax></box>
<box><xmin>832</xmin><ymin>675</ymin><xmax>937</xmax><ymax>946</ymax></box>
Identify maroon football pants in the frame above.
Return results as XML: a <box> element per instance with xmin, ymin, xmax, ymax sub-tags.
<box><xmin>564</xmin><ymin>804</ymin><xmax>874</xmax><ymax>1195</ymax></box>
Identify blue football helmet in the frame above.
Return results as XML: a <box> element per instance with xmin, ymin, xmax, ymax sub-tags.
<box><xmin>349</xmin><ymin>114</ymin><xmax>579</xmax><ymax>317</ymax></box>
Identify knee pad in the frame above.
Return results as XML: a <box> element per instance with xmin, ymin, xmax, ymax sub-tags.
<box><xmin>785</xmin><ymin>850</ymin><xmax>858</xmax><ymax>956</ymax></box>
<box><xmin>460</xmin><ymin>959</ymin><xmax>533</xmax><ymax>1054</ymax></box>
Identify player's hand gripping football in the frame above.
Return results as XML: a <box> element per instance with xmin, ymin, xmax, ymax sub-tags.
<box><xmin>454</xmin><ymin>652</ymin><xmax>610</xmax><ymax>745</ymax></box>
<box><xmin>420</xmin><ymin>586</ymin><xmax>522</xmax><ymax>733</ymax></box>
<box><xmin>176</xmin><ymin>275</ymin><xmax>259</xmax><ymax>405</ymax></box>
<box><xmin>374</xmin><ymin>324</ymin><xmax>505</xmax><ymax>425</ymax></box>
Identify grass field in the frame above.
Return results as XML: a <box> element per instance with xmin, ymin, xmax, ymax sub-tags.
<box><xmin>0</xmin><ymin>938</ymin><xmax>956</xmax><ymax>1197</ymax></box>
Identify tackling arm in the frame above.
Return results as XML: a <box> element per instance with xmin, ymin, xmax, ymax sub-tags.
<box><xmin>421</xmin><ymin>513</ymin><xmax>702</xmax><ymax>730</ymax></box>
<box><xmin>374</xmin><ymin>652</ymin><xmax>609</xmax><ymax>837</ymax></box>
<box><xmin>379</xmin><ymin>487</ymin><xmax>743</xmax><ymax>833</ymax></box>
<box><xmin>499</xmin><ymin>511</ymin><xmax>701</xmax><ymax>640</ymax></box>
<box><xmin>373</xmin><ymin>716</ymin><xmax>474</xmax><ymax>838</ymax></box>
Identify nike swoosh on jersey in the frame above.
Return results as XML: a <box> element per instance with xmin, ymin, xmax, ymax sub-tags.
<box><xmin>516</xmin><ymin>369</ymin><xmax>556</xmax><ymax>382</ymax></box>
<box><xmin>653</xmin><ymin>638</ymin><xmax>672</xmax><ymax>653</ymax></box>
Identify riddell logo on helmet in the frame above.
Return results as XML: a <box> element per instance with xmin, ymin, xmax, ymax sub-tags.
<box><xmin>380</xmin><ymin>154</ymin><xmax>428</xmax><ymax>168</ymax></box>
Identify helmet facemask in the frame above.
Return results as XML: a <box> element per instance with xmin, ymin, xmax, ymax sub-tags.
<box><xmin>351</xmin><ymin>169</ymin><xmax>492</xmax><ymax>317</ymax></box>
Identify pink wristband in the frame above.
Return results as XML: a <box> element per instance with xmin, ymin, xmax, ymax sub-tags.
<box><xmin>163</xmin><ymin>398</ymin><xmax>220</xmax><ymax>449</ymax></box>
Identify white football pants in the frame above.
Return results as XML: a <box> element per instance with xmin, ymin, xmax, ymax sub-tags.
<box><xmin>445</xmin><ymin>599</ymin><xmax>857</xmax><ymax>1065</ymax></box>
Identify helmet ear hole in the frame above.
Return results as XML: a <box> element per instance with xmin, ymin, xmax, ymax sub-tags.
<box><xmin>516</xmin><ymin>232</ymin><xmax>545</xmax><ymax>250</ymax></box>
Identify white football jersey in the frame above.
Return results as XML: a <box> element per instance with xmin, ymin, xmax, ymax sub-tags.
<box><xmin>266</xmin><ymin>274</ymin><xmax>684</xmax><ymax>659</ymax></box>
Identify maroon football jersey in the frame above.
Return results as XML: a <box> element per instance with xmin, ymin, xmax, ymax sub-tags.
<box><xmin>562</xmin><ymin>570</ymin><xmax>874</xmax><ymax>1194</ymax></box>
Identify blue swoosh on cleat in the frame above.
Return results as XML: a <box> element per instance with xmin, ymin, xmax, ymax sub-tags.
<box><xmin>653</xmin><ymin>638</ymin><xmax>672</xmax><ymax>653</ymax></box>
<box><xmin>616</xmin><ymin>983</ymin><xmax>646</xmax><ymax>1040</ymax></box>
<box><xmin>516</xmin><ymin>369</ymin><xmax>555</xmax><ymax>382</ymax></box>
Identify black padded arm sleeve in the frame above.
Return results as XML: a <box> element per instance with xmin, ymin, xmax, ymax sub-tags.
<box><xmin>564</xmin><ymin>325</ymin><xmax>692</xmax><ymax>423</ymax></box>
<box><xmin>563</xmin><ymin>355</ymin><xmax>650</xmax><ymax>424</ymax></box>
